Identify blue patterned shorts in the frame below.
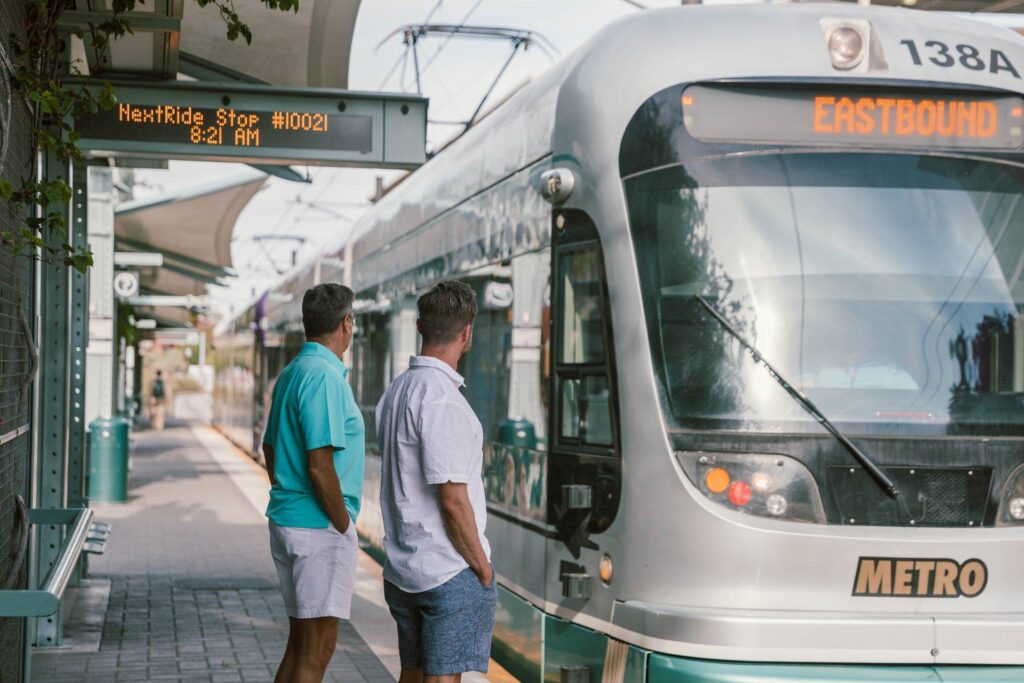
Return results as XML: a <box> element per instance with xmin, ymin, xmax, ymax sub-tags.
<box><xmin>384</xmin><ymin>566</ymin><xmax>498</xmax><ymax>676</ymax></box>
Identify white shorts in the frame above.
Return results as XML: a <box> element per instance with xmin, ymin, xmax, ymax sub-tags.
<box><xmin>268</xmin><ymin>520</ymin><xmax>359</xmax><ymax>620</ymax></box>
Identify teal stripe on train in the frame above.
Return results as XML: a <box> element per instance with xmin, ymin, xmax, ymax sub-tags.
<box><xmin>648</xmin><ymin>655</ymin><xmax>1024</xmax><ymax>682</ymax></box>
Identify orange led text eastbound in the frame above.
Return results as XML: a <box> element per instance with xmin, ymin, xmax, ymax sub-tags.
<box><xmin>813</xmin><ymin>96</ymin><xmax>999</xmax><ymax>139</ymax></box>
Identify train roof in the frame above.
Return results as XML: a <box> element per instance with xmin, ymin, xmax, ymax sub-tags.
<box><xmin>266</xmin><ymin>4</ymin><xmax>1024</xmax><ymax>312</ymax></box>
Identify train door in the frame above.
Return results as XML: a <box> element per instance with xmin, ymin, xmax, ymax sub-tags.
<box><xmin>546</xmin><ymin>211</ymin><xmax>622</xmax><ymax>657</ymax></box>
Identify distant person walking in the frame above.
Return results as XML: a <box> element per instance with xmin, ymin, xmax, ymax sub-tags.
<box><xmin>376</xmin><ymin>280</ymin><xmax>496</xmax><ymax>683</ymax></box>
<box><xmin>261</xmin><ymin>283</ymin><xmax>365</xmax><ymax>683</ymax></box>
<box><xmin>149</xmin><ymin>370</ymin><xmax>168</xmax><ymax>430</ymax></box>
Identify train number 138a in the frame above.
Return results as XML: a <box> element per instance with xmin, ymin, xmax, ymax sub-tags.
<box><xmin>899</xmin><ymin>39</ymin><xmax>1020</xmax><ymax>78</ymax></box>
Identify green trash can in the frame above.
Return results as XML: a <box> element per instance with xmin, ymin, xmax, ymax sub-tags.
<box><xmin>88</xmin><ymin>416</ymin><xmax>130</xmax><ymax>503</ymax></box>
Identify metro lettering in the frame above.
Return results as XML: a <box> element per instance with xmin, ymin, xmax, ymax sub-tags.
<box><xmin>914</xmin><ymin>560</ymin><xmax>935</xmax><ymax>596</ymax></box>
<box><xmin>852</xmin><ymin>557</ymin><xmax>988</xmax><ymax>597</ymax></box>
<box><xmin>893</xmin><ymin>560</ymin><xmax>914</xmax><ymax>595</ymax></box>
<box><xmin>853</xmin><ymin>558</ymin><xmax>891</xmax><ymax>594</ymax></box>
<box><xmin>959</xmin><ymin>559</ymin><xmax>987</xmax><ymax>597</ymax></box>
<box><xmin>934</xmin><ymin>560</ymin><xmax>958</xmax><ymax>596</ymax></box>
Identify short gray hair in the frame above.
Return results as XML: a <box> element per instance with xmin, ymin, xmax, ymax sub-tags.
<box><xmin>302</xmin><ymin>283</ymin><xmax>354</xmax><ymax>338</ymax></box>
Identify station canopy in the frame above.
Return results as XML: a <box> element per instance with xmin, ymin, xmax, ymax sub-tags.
<box><xmin>70</xmin><ymin>0</ymin><xmax>362</xmax><ymax>86</ymax></box>
<box><xmin>67</xmin><ymin>0</ymin><xmax>367</xmax><ymax>328</ymax></box>
<box><xmin>114</xmin><ymin>173</ymin><xmax>266</xmax><ymax>324</ymax></box>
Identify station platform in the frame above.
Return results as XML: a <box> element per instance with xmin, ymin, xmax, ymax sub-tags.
<box><xmin>30</xmin><ymin>417</ymin><xmax>512</xmax><ymax>682</ymax></box>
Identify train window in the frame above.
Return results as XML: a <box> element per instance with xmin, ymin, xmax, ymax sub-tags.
<box><xmin>559</xmin><ymin>375</ymin><xmax>614</xmax><ymax>447</ymax></box>
<box><xmin>624</xmin><ymin>152</ymin><xmax>1024</xmax><ymax>436</ymax></box>
<box><xmin>560</xmin><ymin>378</ymin><xmax>581</xmax><ymax>439</ymax></box>
<box><xmin>476</xmin><ymin>253</ymin><xmax>551</xmax><ymax>525</ymax></box>
<box><xmin>582</xmin><ymin>375</ymin><xmax>613</xmax><ymax>447</ymax></box>
<box><xmin>351</xmin><ymin>312</ymin><xmax>390</xmax><ymax>447</ymax></box>
<box><xmin>459</xmin><ymin>282</ymin><xmax>512</xmax><ymax>444</ymax></box>
<box><xmin>552</xmin><ymin>227</ymin><xmax>618</xmax><ymax>455</ymax></box>
<box><xmin>506</xmin><ymin>251</ymin><xmax>552</xmax><ymax>451</ymax></box>
<box><xmin>547</xmin><ymin>212</ymin><xmax>622</xmax><ymax>534</ymax></box>
<box><xmin>560</xmin><ymin>248</ymin><xmax>606</xmax><ymax>364</ymax></box>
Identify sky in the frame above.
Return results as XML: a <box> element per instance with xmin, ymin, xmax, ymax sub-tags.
<box><xmin>126</xmin><ymin>0</ymin><xmax>727</xmax><ymax>319</ymax></box>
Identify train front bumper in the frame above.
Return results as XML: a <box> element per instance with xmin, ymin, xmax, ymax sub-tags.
<box><xmin>611</xmin><ymin>600</ymin><xmax>1024</xmax><ymax>666</ymax></box>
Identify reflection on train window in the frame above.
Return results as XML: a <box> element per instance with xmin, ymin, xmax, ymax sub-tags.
<box><xmin>457</xmin><ymin>251</ymin><xmax>551</xmax><ymax>451</ymax></box>
<box><xmin>583</xmin><ymin>375</ymin><xmax>613</xmax><ymax>446</ymax></box>
<box><xmin>351</xmin><ymin>312</ymin><xmax>390</xmax><ymax>447</ymax></box>
<box><xmin>560</xmin><ymin>378</ymin><xmax>581</xmax><ymax>439</ymax></box>
<box><xmin>460</xmin><ymin>278</ymin><xmax>512</xmax><ymax>444</ymax></box>
<box><xmin>625</xmin><ymin>153</ymin><xmax>1024</xmax><ymax>436</ymax></box>
<box><xmin>560</xmin><ymin>248</ymin><xmax>606</xmax><ymax>364</ymax></box>
<box><xmin>508</xmin><ymin>251</ymin><xmax>551</xmax><ymax>450</ymax></box>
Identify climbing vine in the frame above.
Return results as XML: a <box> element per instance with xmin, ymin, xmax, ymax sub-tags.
<box><xmin>0</xmin><ymin>0</ymin><xmax>298</xmax><ymax>273</ymax></box>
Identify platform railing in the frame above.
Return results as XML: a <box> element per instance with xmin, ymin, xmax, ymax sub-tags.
<box><xmin>0</xmin><ymin>507</ymin><xmax>94</xmax><ymax>617</ymax></box>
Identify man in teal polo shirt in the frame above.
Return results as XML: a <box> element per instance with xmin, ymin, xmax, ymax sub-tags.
<box><xmin>262</xmin><ymin>283</ymin><xmax>365</xmax><ymax>683</ymax></box>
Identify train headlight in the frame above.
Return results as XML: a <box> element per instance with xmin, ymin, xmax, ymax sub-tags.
<box><xmin>766</xmin><ymin>494</ymin><xmax>788</xmax><ymax>517</ymax></box>
<box><xmin>828</xmin><ymin>27</ymin><xmax>863</xmax><ymax>69</ymax></box>
<box><xmin>997</xmin><ymin>464</ymin><xmax>1024</xmax><ymax>525</ymax></box>
<box><xmin>676</xmin><ymin>451</ymin><xmax>826</xmax><ymax>523</ymax></box>
<box><xmin>821</xmin><ymin>19</ymin><xmax>872</xmax><ymax>72</ymax></box>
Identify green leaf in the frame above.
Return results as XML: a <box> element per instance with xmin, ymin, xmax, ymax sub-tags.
<box><xmin>0</xmin><ymin>179</ymin><xmax>13</xmax><ymax>201</ymax></box>
<box><xmin>99</xmin><ymin>84</ymin><xmax>118</xmax><ymax>111</ymax></box>
<box><xmin>68</xmin><ymin>249</ymin><xmax>94</xmax><ymax>274</ymax></box>
<box><xmin>46</xmin><ymin>212</ymin><xmax>68</xmax><ymax>234</ymax></box>
<box><xmin>41</xmin><ymin>181</ymin><xmax>71</xmax><ymax>206</ymax></box>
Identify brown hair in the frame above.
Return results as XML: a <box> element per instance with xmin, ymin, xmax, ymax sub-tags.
<box><xmin>417</xmin><ymin>280</ymin><xmax>478</xmax><ymax>345</ymax></box>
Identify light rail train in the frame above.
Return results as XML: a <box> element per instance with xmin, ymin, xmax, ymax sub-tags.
<box><xmin>213</xmin><ymin>5</ymin><xmax>1024</xmax><ymax>680</ymax></box>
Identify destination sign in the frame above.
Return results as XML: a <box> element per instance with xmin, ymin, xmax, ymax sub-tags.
<box><xmin>682</xmin><ymin>84</ymin><xmax>1024</xmax><ymax>150</ymax></box>
<box><xmin>81</xmin><ymin>103</ymin><xmax>373</xmax><ymax>153</ymax></box>
<box><xmin>72</xmin><ymin>80</ymin><xmax>428</xmax><ymax>169</ymax></box>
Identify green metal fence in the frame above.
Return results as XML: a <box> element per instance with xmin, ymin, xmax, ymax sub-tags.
<box><xmin>0</xmin><ymin>0</ymin><xmax>36</xmax><ymax>677</ymax></box>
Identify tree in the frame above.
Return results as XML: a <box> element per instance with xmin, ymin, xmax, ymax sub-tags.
<box><xmin>1</xmin><ymin>0</ymin><xmax>299</xmax><ymax>272</ymax></box>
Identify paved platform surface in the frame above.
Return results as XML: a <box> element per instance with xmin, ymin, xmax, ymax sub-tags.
<box><xmin>28</xmin><ymin>419</ymin><xmax>419</xmax><ymax>682</ymax></box>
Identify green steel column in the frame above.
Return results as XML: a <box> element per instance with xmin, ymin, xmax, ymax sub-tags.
<box><xmin>68</xmin><ymin>167</ymin><xmax>88</xmax><ymax>508</ymax></box>
<box><xmin>68</xmin><ymin>168</ymin><xmax>90</xmax><ymax>586</ymax></box>
<box><xmin>33</xmin><ymin>149</ymin><xmax>72</xmax><ymax>647</ymax></box>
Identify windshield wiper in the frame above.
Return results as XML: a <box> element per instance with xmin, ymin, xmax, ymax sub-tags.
<box><xmin>694</xmin><ymin>295</ymin><xmax>901</xmax><ymax>499</ymax></box>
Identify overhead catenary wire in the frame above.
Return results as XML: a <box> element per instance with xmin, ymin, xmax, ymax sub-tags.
<box><xmin>376</xmin><ymin>0</ymin><xmax>486</xmax><ymax>90</ymax></box>
<box><xmin>418</xmin><ymin>0</ymin><xmax>489</xmax><ymax>78</ymax></box>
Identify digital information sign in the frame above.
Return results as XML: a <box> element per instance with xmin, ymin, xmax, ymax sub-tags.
<box><xmin>682</xmin><ymin>84</ymin><xmax>1024</xmax><ymax>150</ymax></box>
<box><xmin>73</xmin><ymin>80</ymin><xmax>428</xmax><ymax>169</ymax></box>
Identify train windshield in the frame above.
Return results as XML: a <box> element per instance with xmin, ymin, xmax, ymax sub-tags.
<box><xmin>624</xmin><ymin>153</ymin><xmax>1024</xmax><ymax>436</ymax></box>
